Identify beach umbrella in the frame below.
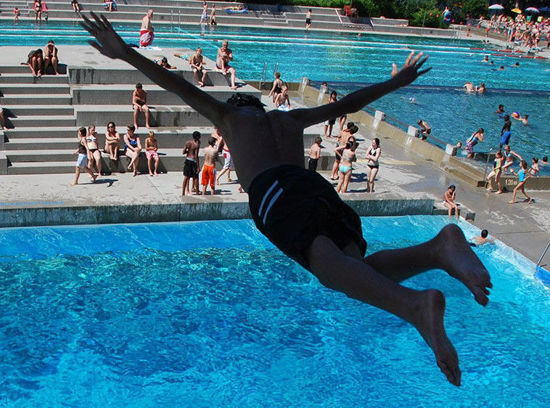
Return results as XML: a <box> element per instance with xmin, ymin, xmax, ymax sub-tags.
<box><xmin>511</xmin><ymin>8</ymin><xmax>522</xmax><ymax>13</ymax></box>
<box><xmin>488</xmin><ymin>4</ymin><xmax>504</xmax><ymax>10</ymax></box>
<box><xmin>525</xmin><ymin>7</ymin><xmax>539</xmax><ymax>13</ymax></box>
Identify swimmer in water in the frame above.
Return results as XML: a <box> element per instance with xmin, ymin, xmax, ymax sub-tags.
<box><xmin>408</xmin><ymin>96</ymin><xmax>417</xmax><ymax>104</ymax></box>
<box><xmin>470</xmin><ymin>230</ymin><xmax>494</xmax><ymax>246</ymax></box>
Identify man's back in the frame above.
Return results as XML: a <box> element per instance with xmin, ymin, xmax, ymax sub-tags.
<box><xmin>217</xmin><ymin>107</ymin><xmax>306</xmax><ymax>191</ymax></box>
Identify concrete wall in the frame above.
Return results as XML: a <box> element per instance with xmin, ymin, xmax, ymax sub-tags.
<box><xmin>0</xmin><ymin>197</ymin><xmax>435</xmax><ymax>228</ymax></box>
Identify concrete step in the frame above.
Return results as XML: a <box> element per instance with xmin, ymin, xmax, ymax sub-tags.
<box><xmin>0</xmin><ymin>73</ymin><xmax>69</xmax><ymax>84</ymax></box>
<box><xmin>4</xmin><ymin>138</ymin><xmax>81</xmax><ymax>151</ymax></box>
<box><xmin>3</xmin><ymin>105</ymin><xmax>75</xmax><ymax>116</ymax></box>
<box><xmin>7</xmin><ymin>149</ymin><xmax>81</xmax><ymax>162</ymax></box>
<box><xmin>5</xmin><ymin>149</ymin><xmax>334</xmax><ymax>175</ymax></box>
<box><xmin>70</xmin><ymin>84</ymin><xmax>260</xmax><ymax>105</ymax></box>
<box><xmin>68</xmin><ymin>66</ymin><xmax>235</xmax><ymax>87</ymax></box>
<box><xmin>10</xmin><ymin>115</ymin><xmax>76</xmax><ymax>127</ymax></box>
<box><xmin>0</xmin><ymin>94</ymin><xmax>73</xmax><ymax>105</ymax></box>
<box><xmin>2</xmin><ymin>125</ymin><xmax>214</xmax><ymax>139</ymax></box>
<box><xmin>4</xmin><ymin>129</ymin><xmax>322</xmax><ymax>150</ymax></box>
<box><xmin>443</xmin><ymin>163</ymin><xmax>486</xmax><ymax>187</ymax></box>
<box><xmin>0</xmin><ymin>83</ymin><xmax>71</xmax><ymax>95</ymax></box>
<box><xmin>74</xmin><ymin>104</ymin><xmax>212</xmax><ymax>128</ymax></box>
<box><xmin>0</xmin><ymin>65</ymin><xmax>68</xmax><ymax>75</ymax></box>
<box><xmin>6</xmin><ymin>161</ymin><xmax>76</xmax><ymax>175</ymax></box>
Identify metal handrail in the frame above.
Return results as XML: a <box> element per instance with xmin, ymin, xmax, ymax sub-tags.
<box><xmin>259</xmin><ymin>62</ymin><xmax>267</xmax><ymax>89</ymax></box>
<box><xmin>537</xmin><ymin>240</ymin><xmax>550</xmax><ymax>268</ymax></box>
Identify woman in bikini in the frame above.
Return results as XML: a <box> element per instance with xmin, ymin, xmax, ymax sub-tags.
<box><xmin>465</xmin><ymin>128</ymin><xmax>484</xmax><ymax>159</ymax></box>
<box><xmin>330</xmin><ymin>122</ymin><xmax>358</xmax><ymax>180</ymax></box>
<box><xmin>104</xmin><ymin>121</ymin><xmax>120</xmax><ymax>160</ymax></box>
<box><xmin>366</xmin><ymin>138</ymin><xmax>381</xmax><ymax>193</ymax></box>
<box><xmin>335</xmin><ymin>137</ymin><xmax>358</xmax><ymax>193</ymax></box>
<box><xmin>486</xmin><ymin>150</ymin><xmax>504</xmax><ymax>194</ymax></box>
<box><xmin>145</xmin><ymin>130</ymin><xmax>160</xmax><ymax>176</ymax></box>
<box><xmin>124</xmin><ymin>125</ymin><xmax>142</xmax><ymax>176</ymax></box>
<box><xmin>86</xmin><ymin>125</ymin><xmax>102</xmax><ymax>177</ymax></box>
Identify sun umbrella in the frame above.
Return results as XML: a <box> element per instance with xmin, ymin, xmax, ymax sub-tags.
<box><xmin>488</xmin><ymin>4</ymin><xmax>504</xmax><ymax>10</ymax></box>
<box><xmin>525</xmin><ymin>7</ymin><xmax>539</xmax><ymax>13</ymax></box>
<box><xmin>511</xmin><ymin>8</ymin><xmax>522</xmax><ymax>13</ymax></box>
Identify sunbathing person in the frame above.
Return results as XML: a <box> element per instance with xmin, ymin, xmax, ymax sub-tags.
<box><xmin>124</xmin><ymin>125</ymin><xmax>142</xmax><ymax>176</ymax></box>
<box><xmin>81</xmin><ymin>13</ymin><xmax>493</xmax><ymax>386</ymax></box>
<box><xmin>189</xmin><ymin>48</ymin><xmax>208</xmax><ymax>87</ymax></box>
<box><xmin>104</xmin><ymin>121</ymin><xmax>120</xmax><ymax>160</ymax></box>
<box><xmin>27</xmin><ymin>48</ymin><xmax>43</xmax><ymax>77</ymax></box>
<box><xmin>43</xmin><ymin>40</ymin><xmax>60</xmax><ymax>75</ymax></box>
<box><xmin>216</xmin><ymin>40</ymin><xmax>237</xmax><ymax>90</ymax></box>
<box><xmin>0</xmin><ymin>106</ymin><xmax>9</xmax><ymax>130</ymax></box>
<box><xmin>132</xmin><ymin>83</ymin><xmax>151</xmax><ymax>128</ymax></box>
<box><xmin>157</xmin><ymin>56</ymin><xmax>175</xmax><ymax>70</ymax></box>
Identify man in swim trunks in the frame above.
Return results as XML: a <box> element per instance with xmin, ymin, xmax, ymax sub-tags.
<box><xmin>499</xmin><ymin>114</ymin><xmax>512</xmax><ymax>148</ymax></box>
<box><xmin>417</xmin><ymin>119</ymin><xmax>431</xmax><ymax>140</ymax></box>
<box><xmin>182</xmin><ymin>131</ymin><xmax>201</xmax><ymax>195</ymax></box>
<box><xmin>216</xmin><ymin>40</ymin><xmax>237</xmax><ymax>90</ymax></box>
<box><xmin>189</xmin><ymin>47</ymin><xmax>208</xmax><ymax>87</ymax></box>
<box><xmin>140</xmin><ymin>9</ymin><xmax>154</xmax><ymax>48</ymax></box>
<box><xmin>81</xmin><ymin>13</ymin><xmax>493</xmax><ymax>386</ymax></box>
<box><xmin>201</xmin><ymin>137</ymin><xmax>219</xmax><ymax>195</ymax></box>
<box><xmin>132</xmin><ymin>83</ymin><xmax>151</xmax><ymax>129</ymax></box>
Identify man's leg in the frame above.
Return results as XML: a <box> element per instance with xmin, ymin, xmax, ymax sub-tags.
<box><xmin>363</xmin><ymin>224</ymin><xmax>491</xmax><ymax>306</ymax></box>
<box><xmin>306</xmin><ymin>235</ymin><xmax>461</xmax><ymax>386</ymax></box>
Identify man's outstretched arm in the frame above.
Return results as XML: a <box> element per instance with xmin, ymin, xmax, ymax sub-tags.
<box><xmin>290</xmin><ymin>51</ymin><xmax>430</xmax><ymax>129</ymax></box>
<box><xmin>80</xmin><ymin>12</ymin><xmax>230</xmax><ymax>126</ymax></box>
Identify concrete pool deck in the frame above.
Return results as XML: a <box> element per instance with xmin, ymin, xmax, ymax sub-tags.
<box><xmin>1</xmin><ymin>37</ymin><xmax>549</xmax><ymax>266</ymax></box>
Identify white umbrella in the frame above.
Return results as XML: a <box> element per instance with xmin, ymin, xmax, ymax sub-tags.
<box><xmin>488</xmin><ymin>4</ymin><xmax>504</xmax><ymax>10</ymax></box>
<box><xmin>525</xmin><ymin>7</ymin><xmax>540</xmax><ymax>13</ymax></box>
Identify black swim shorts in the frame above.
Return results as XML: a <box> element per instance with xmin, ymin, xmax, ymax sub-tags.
<box><xmin>308</xmin><ymin>158</ymin><xmax>318</xmax><ymax>172</ymax></box>
<box><xmin>183</xmin><ymin>158</ymin><xmax>198</xmax><ymax>177</ymax></box>
<box><xmin>248</xmin><ymin>165</ymin><xmax>367</xmax><ymax>270</ymax></box>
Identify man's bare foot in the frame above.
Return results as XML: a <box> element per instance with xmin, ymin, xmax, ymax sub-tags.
<box><xmin>508</xmin><ymin>200</ymin><xmax>515</xmax><ymax>204</ymax></box>
<box><xmin>149</xmin><ymin>172</ymin><xmax>154</xmax><ymax>176</ymax></box>
<box><xmin>227</xmin><ymin>178</ymin><xmax>233</xmax><ymax>183</ymax></box>
<box><xmin>2</xmin><ymin>126</ymin><xmax>8</xmax><ymax>131</ymax></box>
<box><xmin>495</xmin><ymin>190</ymin><xmax>503</xmax><ymax>195</ymax></box>
<box><xmin>413</xmin><ymin>290</ymin><xmax>461</xmax><ymax>386</ymax></box>
<box><xmin>146</xmin><ymin>124</ymin><xmax>152</xmax><ymax>128</ymax></box>
<box><xmin>434</xmin><ymin>224</ymin><xmax>492</xmax><ymax>306</ymax></box>
<box><xmin>154</xmin><ymin>172</ymin><xmax>158</xmax><ymax>176</ymax></box>
<box><xmin>134</xmin><ymin>123</ymin><xmax>139</xmax><ymax>130</ymax></box>
<box><xmin>71</xmin><ymin>182</ymin><xmax>78</xmax><ymax>186</ymax></box>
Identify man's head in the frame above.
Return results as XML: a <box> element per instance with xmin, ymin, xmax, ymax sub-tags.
<box><xmin>226</xmin><ymin>93</ymin><xmax>265</xmax><ymax>112</ymax></box>
<box><xmin>193</xmin><ymin>131</ymin><xmax>201</xmax><ymax>141</ymax></box>
<box><xmin>78</xmin><ymin>127</ymin><xmax>86</xmax><ymax>137</ymax></box>
<box><xmin>127</xmin><ymin>124</ymin><xmax>135</xmax><ymax>133</ymax></box>
<box><xmin>498</xmin><ymin>104</ymin><xmax>504</xmax><ymax>110</ymax></box>
<box><xmin>196</xmin><ymin>47</ymin><xmax>202</xmax><ymax>55</ymax></box>
<box><xmin>208</xmin><ymin>137</ymin><xmax>217</xmax><ymax>147</ymax></box>
<box><xmin>481</xmin><ymin>229</ymin><xmax>488</xmax><ymax>238</ymax></box>
<box><xmin>504</xmin><ymin>145</ymin><xmax>510</xmax><ymax>152</ymax></box>
<box><xmin>448</xmin><ymin>185</ymin><xmax>456</xmax><ymax>192</ymax></box>
<box><xmin>147</xmin><ymin>9</ymin><xmax>153</xmax><ymax>18</ymax></box>
<box><xmin>504</xmin><ymin>114</ymin><xmax>510</xmax><ymax>121</ymax></box>
<box><xmin>543</xmin><ymin>156</ymin><xmax>548</xmax><ymax>163</ymax></box>
<box><xmin>222</xmin><ymin>40</ymin><xmax>228</xmax><ymax>48</ymax></box>
<box><xmin>47</xmin><ymin>40</ymin><xmax>55</xmax><ymax>46</ymax></box>
<box><xmin>136</xmin><ymin>83</ymin><xmax>143</xmax><ymax>90</ymax></box>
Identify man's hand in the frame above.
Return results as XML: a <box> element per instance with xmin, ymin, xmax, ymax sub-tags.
<box><xmin>80</xmin><ymin>12</ymin><xmax>129</xmax><ymax>60</ymax></box>
<box><xmin>391</xmin><ymin>51</ymin><xmax>430</xmax><ymax>87</ymax></box>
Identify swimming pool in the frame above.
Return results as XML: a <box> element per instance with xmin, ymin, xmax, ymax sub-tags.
<box><xmin>330</xmin><ymin>83</ymin><xmax>550</xmax><ymax>168</ymax></box>
<box><xmin>1</xmin><ymin>21</ymin><xmax>549</xmax><ymax>90</ymax></box>
<box><xmin>1</xmin><ymin>217</ymin><xmax>549</xmax><ymax>406</ymax></box>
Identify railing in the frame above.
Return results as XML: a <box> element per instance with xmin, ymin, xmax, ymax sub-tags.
<box><xmin>537</xmin><ymin>240</ymin><xmax>550</xmax><ymax>268</ymax></box>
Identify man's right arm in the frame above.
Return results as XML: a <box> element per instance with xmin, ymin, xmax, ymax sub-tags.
<box><xmin>81</xmin><ymin>12</ymin><xmax>231</xmax><ymax>126</ymax></box>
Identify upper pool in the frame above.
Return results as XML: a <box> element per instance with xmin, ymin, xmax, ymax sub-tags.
<box><xmin>0</xmin><ymin>216</ymin><xmax>549</xmax><ymax>407</ymax></box>
<box><xmin>1</xmin><ymin>21</ymin><xmax>549</xmax><ymax>90</ymax></box>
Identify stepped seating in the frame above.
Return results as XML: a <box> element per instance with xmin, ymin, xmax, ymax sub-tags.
<box><xmin>0</xmin><ymin>50</ymin><xmax>324</xmax><ymax>175</ymax></box>
<box><xmin>0</xmin><ymin>0</ymin><xmax>365</xmax><ymax>31</ymax></box>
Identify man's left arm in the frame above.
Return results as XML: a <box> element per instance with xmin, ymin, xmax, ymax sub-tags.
<box><xmin>290</xmin><ymin>51</ymin><xmax>429</xmax><ymax>129</ymax></box>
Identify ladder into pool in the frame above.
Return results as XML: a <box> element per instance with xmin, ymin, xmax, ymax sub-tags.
<box><xmin>535</xmin><ymin>240</ymin><xmax>550</xmax><ymax>286</ymax></box>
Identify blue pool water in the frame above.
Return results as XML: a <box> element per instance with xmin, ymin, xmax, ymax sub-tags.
<box><xmin>1</xmin><ymin>217</ymin><xmax>549</xmax><ymax>407</ymax></box>
<box><xmin>330</xmin><ymin>83</ymin><xmax>550</xmax><ymax>167</ymax></box>
<box><xmin>1</xmin><ymin>21</ymin><xmax>549</xmax><ymax>90</ymax></box>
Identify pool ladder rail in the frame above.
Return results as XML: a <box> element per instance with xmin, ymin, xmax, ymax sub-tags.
<box><xmin>535</xmin><ymin>240</ymin><xmax>550</xmax><ymax>287</ymax></box>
